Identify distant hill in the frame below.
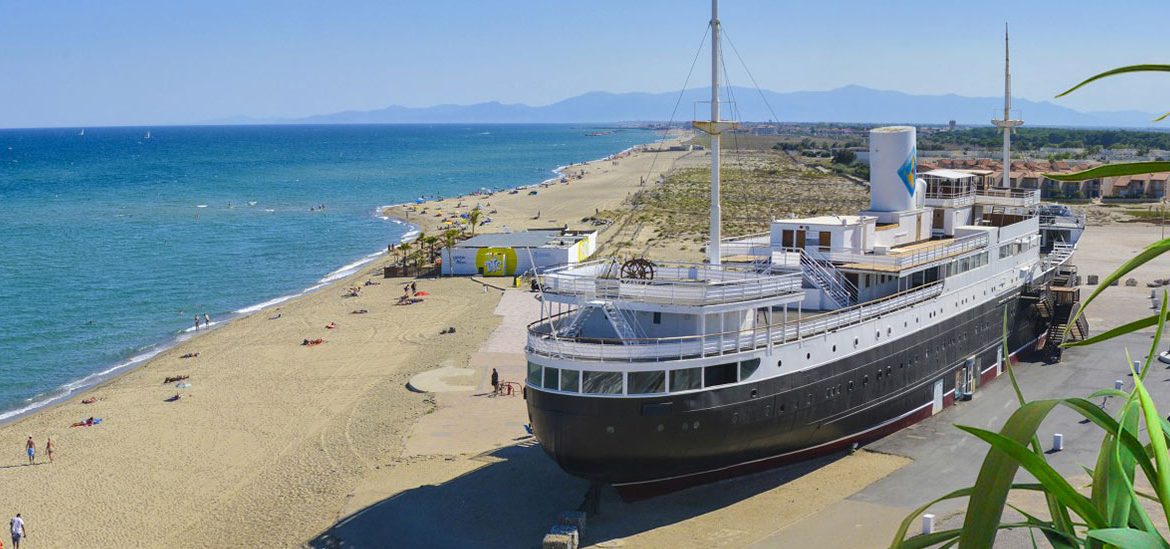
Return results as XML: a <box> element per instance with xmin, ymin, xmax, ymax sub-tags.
<box><xmin>214</xmin><ymin>85</ymin><xmax>1162</xmax><ymax>128</ymax></box>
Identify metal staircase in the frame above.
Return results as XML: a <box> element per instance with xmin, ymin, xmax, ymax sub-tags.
<box><xmin>601</xmin><ymin>302</ymin><xmax>639</xmax><ymax>340</ymax></box>
<box><xmin>799</xmin><ymin>248</ymin><xmax>858</xmax><ymax>308</ymax></box>
<box><xmin>557</xmin><ymin>306</ymin><xmax>595</xmax><ymax>338</ymax></box>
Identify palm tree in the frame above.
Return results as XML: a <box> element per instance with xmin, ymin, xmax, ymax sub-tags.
<box><xmin>397</xmin><ymin>242</ymin><xmax>412</xmax><ymax>268</ymax></box>
<box><xmin>442</xmin><ymin>228</ymin><xmax>460</xmax><ymax>250</ymax></box>
<box><xmin>422</xmin><ymin>235</ymin><xmax>440</xmax><ymax>263</ymax></box>
<box><xmin>467</xmin><ymin>207</ymin><xmax>482</xmax><ymax>235</ymax></box>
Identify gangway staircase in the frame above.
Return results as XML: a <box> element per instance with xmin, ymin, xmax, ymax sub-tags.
<box><xmin>1040</xmin><ymin>282</ymin><xmax>1090</xmax><ymax>363</ymax></box>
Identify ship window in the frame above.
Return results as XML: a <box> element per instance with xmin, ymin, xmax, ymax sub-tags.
<box><xmin>560</xmin><ymin>369</ymin><xmax>580</xmax><ymax>392</ymax></box>
<box><xmin>848</xmin><ymin>381</ymin><xmax>854</xmax><ymax>392</ymax></box>
<box><xmin>739</xmin><ymin>358</ymin><xmax>761</xmax><ymax>380</ymax></box>
<box><xmin>543</xmin><ymin>367</ymin><xmax>560</xmax><ymax>390</ymax></box>
<box><xmin>527</xmin><ymin>361</ymin><xmax>542</xmax><ymax>386</ymax></box>
<box><xmin>583</xmin><ymin>371</ymin><xmax>623</xmax><ymax>395</ymax></box>
<box><xmin>704</xmin><ymin>363</ymin><xmax>738</xmax><ymax>388</ymax></box>
<box><xmin>652</xmin><ymin>312</ymin><xmax>662</xmax><ymax>324</ymax></box>
<box><xmin>629</xmin><ymin>371</ymin><xmax>666</xmax><ymax>394</ymax></box>
<box><xmin>670</xmin><ymin>368</ymin><xmax>702</xmax><ymax>392</ymax></box>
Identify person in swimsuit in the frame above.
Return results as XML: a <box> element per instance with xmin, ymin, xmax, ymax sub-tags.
<box><xmin>24</xmin><ymin>436</ymin><xmax>35</xmax><ymax>465</ymax></box>
<box><xmin>204</xmin><ymin>313</ymin><xmax>211</xmax><ymax>327</ymax></box>
<box><xmin>194</xmin><ymin>315</ymin><xmax>201</xmax><ymax>331</ymax></box>
<box><xmin>45</xmin><ymin>437</ymin><xmax>53</xmax><ymax>463</ymax></box>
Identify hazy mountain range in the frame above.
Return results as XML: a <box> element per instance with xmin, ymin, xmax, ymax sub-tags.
<box><xmin>213</xmin><ymin>85</ymin><xmax>1162</xmax><ymax>128</ymax></box>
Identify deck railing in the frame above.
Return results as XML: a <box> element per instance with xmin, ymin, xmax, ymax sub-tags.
<box><xmin>975</xmin><ymin>188</ymin><xmax>1041</xmax><ymax>207</ymax></box>
<box><xmin>539</xmin><ymin>260</ymin><xmax>802</xmax><ymax>306</ymax></box>
<box><xmin>817</xmin><ymin>233</ymin><xmax>989</xmax><ymax>270</ymax></box>
<box><xmin>527</xmin><ymin>281</ymin><xmax>945</xmax><ymax>362</ymax></box>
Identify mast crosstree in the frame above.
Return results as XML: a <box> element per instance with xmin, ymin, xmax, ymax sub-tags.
<box><xmin>991</xmin><ymin>23</ymin><xmax>1023</xmax><ymax>188</ymax></box>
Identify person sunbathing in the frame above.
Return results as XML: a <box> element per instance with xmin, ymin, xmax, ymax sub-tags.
<box><xmin>163</xmin><ymin>375</ymin><xmax>189</xmax><ymax>384</ymax></box>
<box><xmin>325</xmin><ymin>322</ymin><xmax>337</xmax><ymax>329</ymax></box>
<box><xmin>351</xmin><ymin>309</ymin><xmax>368</xmax><ymax>314</ymax></box>
<box><xmin>179</xmin><ymin>352</ymin><xmax>199</xmax><ymax>359</ymax></box>
<box><xmin>164</xmin><ymin>394</ymin><xmax>181</xmax><ymax>402</ymax></box>
<box><xmin>81</xmin><ymin>397</ymin><xmax>97</xmax><ymax>405</ymax></box>
<box><xmin>302</xmin><ymin>338</ymin><xmax>325</xmax><ymax>346</ymax></box>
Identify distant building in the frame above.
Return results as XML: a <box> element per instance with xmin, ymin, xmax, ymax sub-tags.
<box><xmin>948</xmin><ymin>120</ymin><xmax>956</xmax><ymax>131</ymax></box>
<box><xmin>440</xmin><ymin>228</ymin><xmax>598</xmax><ymax>276</ymax></box>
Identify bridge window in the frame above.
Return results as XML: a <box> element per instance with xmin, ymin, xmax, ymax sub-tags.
<box><xmin>527</xmin><ymin>361</ymin><xmax>542</xmax><ymax>386</ymax></box>
<box><xmin>629</xmin><ymin>371</ymin><xmax>666</xmax><ymax>394</ymax></box>
<box><xmin>704</xmin><ymin>363</ymin><xmax>738</xmax><ymax>387</ymax></box>
<box><xmin>670</xmin><ymin>367</ymin><xmax>702</xmax><ymax>392</ymax></box>
<box><xmin>560</xmin><ymin>369</ymin><xmax>580</xmax><ymax>392</ymax></box>
<box><xmin>583</xmin><ymin>371</ymin><xmax>623</xmax><ymax>395</ymax></box>
<box><xmin>543</xmin><ymin>367</ymin><xmax>560</xmax><ymax>390</ymax></box>
<box><xmin>739</xmin><ymin>358</ymin><xmax>761</xmax><ymax>380</ymax></box>
<box><xmin>652</xmin><ymin>312</ymin><xmax>662</xmax><ymax>324</ymax></box>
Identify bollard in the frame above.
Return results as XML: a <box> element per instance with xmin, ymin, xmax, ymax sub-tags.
<box><xmin>922</xmin><ymin>514</ymin><xmax>935</xmax><ymax>534</ymax></box>
<box><xmin>1053</xmin><ymin>433</ymin><xmax>1064</xmax><ymax>452</ymax></box>
<box><xmin>1116</xmin><ymin>380</ymin><xmax>1124</xmax><ymax>390</ymax></box>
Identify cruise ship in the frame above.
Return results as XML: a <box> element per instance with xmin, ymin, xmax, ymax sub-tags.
<box><xmin>523</xmin><ymin>5</ymin><xmax>1087</xmax><ymax>500</ymax></box>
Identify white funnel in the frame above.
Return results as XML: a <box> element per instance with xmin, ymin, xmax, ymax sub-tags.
<box><xmin>869</xmin><ymin>126</ymin><xmax>918</xmax><ymax>213</ymax></box>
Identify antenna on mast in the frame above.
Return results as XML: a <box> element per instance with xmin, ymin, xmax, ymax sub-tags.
<box><xmin>991</xmin><ymin>23</ymin><xmax>1023</xmax><ymax>188</ymax></box>
<box><xmin>692</xmin><ymin>0</ymin><xmax>737</xmax><ymax>265</ymax></box>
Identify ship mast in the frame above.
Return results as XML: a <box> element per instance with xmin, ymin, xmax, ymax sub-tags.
<box><xmin>694</xmin><ymin>0</ymin><xmax>736</xmax><ymax>265</ymax></box>
<box><xmin>991</xmin><ymin>23</ymin><xmax>1022</xmax><ymax>188</ymax></box>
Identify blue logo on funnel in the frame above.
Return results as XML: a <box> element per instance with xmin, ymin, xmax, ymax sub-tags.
<box><xmin>896</xmin><ymin>147</ymin><xmax>916</xmax><ymax>196</ymax></box>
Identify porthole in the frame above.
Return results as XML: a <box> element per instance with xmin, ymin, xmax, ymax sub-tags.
<box><xmin>904</xmin><ymin>321</ymin><xmax>908</xmax><ymax>328</ymax></box>
<box><xmin>875</xmin><ymin>330</ymin><xmax>881</xmax><ymax>340</ymax></box>
<box><xmin>848</xmin><ymin>381</ymin><xmax>854</xmax><ymax>392</ymax></box>
<box><xmin>606</xmin><ymin>426</ymin><xmax>615</xmax><ymax>434</ymax></box>
<box><xmin>888</xmin><ymin>327</ymin><xmax>893</xmax><ymax>336</ymax></box>
<box><xmin>806</xmin><ymin>352</ymin><xmax>811</xmax><ymax>360</ymax></box>
<box><xmin>832</xmin><ymin>345</ymin><xmax>837</xmax><ymax>352</ymax></box>
<box><xmin>750</xmin><ymin>388</ymin><xmax>758</xmax><ymax>398</ymax></box>
<box><xmin>780</xmin><ymin>403</ymin><xmax>786</xmax><ymax>412</ymax></box>
<box><xmin>854</xmin><ymin>337</ymin><xmax>859</xmax><ymax>346</ymax></box>
<box><xmin>887</xmin><ymin>365</ymin><xmax>892</xmax><ymax>375</ymax></box>
<box><xmin>693</xmin><ymin>421</ymin><xmax>700</xmax><ymax>429</ymax></box>
<box><xmin>657</xmin><ymin>424</ymin><xmax>664</xmax><ymax>432</ymax></box>
<box><xmin>778</xmin><ymin>360</ymin><xmax>783</xmax><ymax>367</ymax></box>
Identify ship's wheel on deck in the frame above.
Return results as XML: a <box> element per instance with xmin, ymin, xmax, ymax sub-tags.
<box><xmin>619</xmin><ymin>258</ymin><xmax>656</xmax><ymax>280</ymax></box>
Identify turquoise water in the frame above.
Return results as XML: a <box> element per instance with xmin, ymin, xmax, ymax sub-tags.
<box><xmin>0</xmin><ymin>124</ymin><xmax>655</xmax><ymax>419</ymax></box>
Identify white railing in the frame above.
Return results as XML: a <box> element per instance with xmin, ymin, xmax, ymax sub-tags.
<box><xmin>976</xmin><ymin>188</ymin><xmax>1041</xmax><ymax>207</ymax></box>
<box><xmin>820</xmin><ymin>234</ymin><xmax>989</xmax><ymax>270</ymax></box>
<box><xmin>527</xmin><ymin>282</ymin><xmax>945</xmax><ymax>362</ymax></box>
<box><xmin>924</xmin><ymin>190</ymin><xmax>976</xmax><ymax>208</ymax></box>
<box><xmin>539</xmin><ymin>260</ymin><xmax>803</xmax><ymax>306</ymax></box>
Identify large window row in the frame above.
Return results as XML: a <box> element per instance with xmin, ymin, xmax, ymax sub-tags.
<box><xmin>527</xmin><ymin>358</ymin><xmax>762</xmax><ymax>396</ymax></box>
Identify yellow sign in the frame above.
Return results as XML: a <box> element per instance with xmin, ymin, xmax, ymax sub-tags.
<box><xmin>475</xmin><ymin>247</ymin><xmax>517</xmax><ymax>276</ymax></box>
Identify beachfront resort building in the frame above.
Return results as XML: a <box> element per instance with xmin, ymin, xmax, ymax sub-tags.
<box><xmin>440</xmin><ymin>228</ymin><xmax>598</xmax><ymax>277</ymax></box>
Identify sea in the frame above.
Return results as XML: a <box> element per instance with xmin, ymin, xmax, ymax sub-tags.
<box><xmin>0</xmin><ymin>124</ymin><xmax>657</xmax><ymax>421</ymax></box>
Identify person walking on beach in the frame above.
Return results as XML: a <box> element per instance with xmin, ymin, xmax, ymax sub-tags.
<box><xmin>194</xmin><ymin>315</ymin><xmax>201</xmax><ymax>331</ymax></box>
<box><xmin>45</xmin><ymin>436</ymin><xmax>53</xmax><ymax>463</ymax></box>
<box><xmin>491</xmin><ymin>368</ymin><xmax>499</xmax><ymax>395</ymax></box>
<box><xmin>24</xmin><ymin>436</ymin><xmax>35</xmax><ymax>465</ymax></box>
<box><xmin>204</xmin><ymin>312</ymin><xmax>211</xmax><ymax>328</ymax></box>
<box><xmin>10</xmin><ymin>513</ymin><xmax>26</xmax><ymax>549</ymax></box>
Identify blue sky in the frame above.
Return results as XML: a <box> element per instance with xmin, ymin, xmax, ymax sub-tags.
<box><xmin>3</xmin><ymin>0</ymin><xmax>1168</xmax><ymax>128</ymax></box>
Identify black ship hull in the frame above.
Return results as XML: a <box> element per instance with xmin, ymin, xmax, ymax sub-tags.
<box><xmin>525</xmin><ymin>291</ymin><xmax>1045</xmax><ymax>499</ymax></box>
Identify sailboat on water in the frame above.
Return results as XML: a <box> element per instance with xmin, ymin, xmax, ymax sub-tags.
<box><xmin>143</xmin><ymin>131</ymin><xmax>152</xmax><ymax>140</ymax></box>
<box><xmin>78</xmin><ymin>129</ymin><xmax>85</xmax><ymax>136</ymax></box>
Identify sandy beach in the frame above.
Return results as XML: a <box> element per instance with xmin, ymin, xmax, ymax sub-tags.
<box><xmin>0</xmin><ymin>137</ymin><xmax>695</xmax><ymax>547</ymax></box>
<box><xmin>8</xmin><ymin>127</ymin><xmax>1164</xmax><ymax>548</ymax></box>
